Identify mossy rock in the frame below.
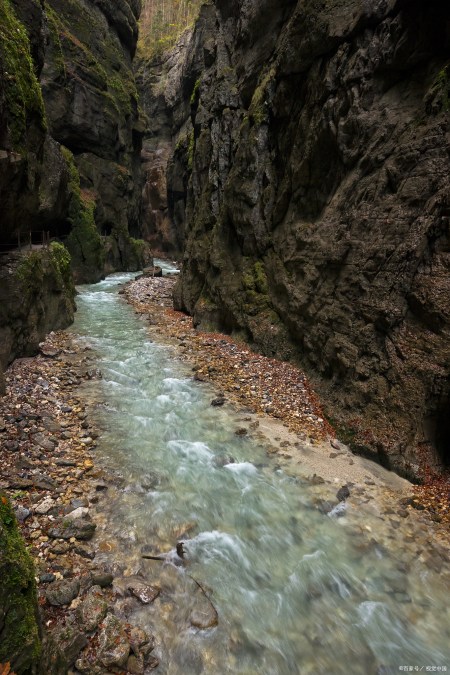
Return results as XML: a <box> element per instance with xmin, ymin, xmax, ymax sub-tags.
<box><xmin>61</xmin><ymin>146</ymin><xmax>105</xmax><ymax>282</ymax></box>
<box><xmin>0</xmin><ymin>492</ymin><xmax>41</xmax><ymax>673</ymax></box>
<box><xmin>0</xmin><ymin>0</ymin><xmax>46</xmax><ymax>150</ymax></box>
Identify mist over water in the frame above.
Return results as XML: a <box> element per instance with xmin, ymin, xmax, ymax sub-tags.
<box><xmin>71</xmin><ymin>273</ymin><xmax>450</xmax><ymax>675</ymax></box>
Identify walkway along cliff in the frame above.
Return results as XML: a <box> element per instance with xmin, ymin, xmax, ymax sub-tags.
<box><xmin>138</xmin><ymin>0</ymin><xmax>450</xmax><ymax>479</ymax></box>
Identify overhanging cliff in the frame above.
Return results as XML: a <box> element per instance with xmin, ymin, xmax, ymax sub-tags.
<box><xmin>145</xmin><ymin>0</ymin><xmax>450</xmax><ymax>477</ymax></box>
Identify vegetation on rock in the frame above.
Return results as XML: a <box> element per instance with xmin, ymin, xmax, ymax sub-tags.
<box><xmin>61</xmin><ymin>146</ymin><xmax>105</xmax><ymax>282</ymax></box>
<box><xmin>138</xmin><ymin>0</ymin><xmax>203</xmax><ymax>58</ymax></box>
<box><xmin>0</xmin><ymin>493</ymin><xmax>41</xmax><ymax>673</ymax></box>
<box><xmin>0</xmin><ymin>0</ymin><xmax>46</xmax><ymax>149</ymax></box>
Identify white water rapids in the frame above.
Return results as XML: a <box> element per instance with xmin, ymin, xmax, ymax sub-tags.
<box><xmin>71</xmin><ymin>271</ymin><xmax>450</xmax><ymax>675</ymax></box>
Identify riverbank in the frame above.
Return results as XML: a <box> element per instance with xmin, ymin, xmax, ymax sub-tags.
<box><xmin>0</xmin><ymin>332</ymin><xmax>159</xmax><ymax>672</ymax></box>
<box><xmin>125</xmin><ymin>274</ymin><xmax>450</xmax><ymax>527</ymax></box>
<box><xmin>1</xmin><ymin>270</ymin><xmax>450</xmax><ymax>673</ymax></box>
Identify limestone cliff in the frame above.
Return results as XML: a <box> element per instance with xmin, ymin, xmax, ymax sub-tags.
<box><xmin>136</xmin><ymin>30</ymin><xmax>194</xmax><ymax>256</ymax></box>
<box><xmin>151</xmin><ymin>0</ymin><xmax>450</xmax><ymax>477</ymax></box>
<box><xmin>0</xmin><ymin>244</ymin><xmax>75</xmax><ymax>383</ymax></box>
<box><xmin>41</xmin><ymin>0</ymin><xmax>150</xmax><ymax>281</ymax></box>
<box><xmin>0</xmin><ymin>0</ymin><xmax>148</xmax><ymax>384</ymax></box>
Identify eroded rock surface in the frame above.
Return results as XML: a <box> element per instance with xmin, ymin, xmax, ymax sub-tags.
<box><xmin>145</xmin><ymin>0</ymin><xmax>450</xmax><ymax>476</ymax></box>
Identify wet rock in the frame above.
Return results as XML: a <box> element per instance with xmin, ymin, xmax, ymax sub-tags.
<box><xmin>74</xmin><ymin>545</ymin><xmax>95</xmax><ymax>560</ymax></box>
<box><xmin>33</xmin><ymin>473</ymin><xmax>58</xmax><ymax>490</ymax></box>
<box><xmin>94</xmin><ymin>481</ymin><xmax>108</xmax><ymax>491</ymax></box>
<box><xmin>336</xmin><ymin>485</ymin><xmax>350</xmax><ymax>502</ymax></box>
<box><xmin>213</xmin><ymin>454</ymin><xmax>235</xmax><ymax>467</ymax></box>
<box><xmin>235</xmin><ymin>427</ymin><xmax>248</xmax><ymax>436</ymax></box>
<box><xmin>71</xmin><ymin>497</ymin><xmax>89</xmax><ymax>509</ymax></box>
<box><xmin>50</xmin><ymin>622</ymin><xmax>88</xmax><ymax>666</ymax></box>
<box><xmin>189</xmin><ymin>582</ymin><xmax>219</xmax><ymax>630</ymax></box>
<box><xmin>91</xmin><ymin>572</ymin><xmax>114</xmax><ymax>588</ymax></box>
<box><xmin>77</xmin><ymin>586</ymin><xmax>108</xmax><ymax>632</ymax></box>
<box><xmin>40</xmin><ymin>573</ymin><xmax>57</xmax><ymax>583</ymax></box>
<box><xmin>127</xmin><ymin>654</ymin><xmax>144</xmax><ymax>675</ymax></box>
<box><xmin>211</xmin><ymin>396</ymin><xmax>226</xmax><ymax>406</ymax></box>
<box><xmin>66</xmin><ymin>507</ymin><xmax>90</xmax><ymax>520</ymax></box>
<box><xmin>115</xmin><ymin>576</ymin><xmax>160</xmax><ymax>604</ymax></box>
<box><xmin>129</xmin><ymin>626</ymin><xmax>155</xmax><ymax>657</ymax></box>
<box><xmin>309</xmin><ymin>474</ymin><xmax>325</xmax><ymax>485</ymax></box>
<box><xmin>46</xmin><ymin>578</ymin><xmax>80</xmax><ymax>606</ymax></box>
<box><xmin>97</xmin><ymin>614</ymin><xmax>130</xmax><ymax>669</ymax></box>
<box><xmin>140</xmin><ymin>472</ymin><xmax>163</xmax><ymax>490</ymax></box>
<box><xmin>48</xmin><ymin>518</ymin><xmax>96</xmax><ymax>541</ymax></box>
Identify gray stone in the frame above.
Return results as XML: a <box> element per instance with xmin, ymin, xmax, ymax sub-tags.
<box><xmin>77</xmin><ymin>586</ymin><xmax>108</xmax><ymax>632</ymax></box>
<box><xmin>97</xmin><ymin>614</ymin><xmax>130</xmax><ymax>668</ymax></box>
<box><xmin>14</xmin><ymin>505</ymin><xmax>31</xmax><ymax>522</ymax></box>
<box><xmin>46</xmin><ymin>579</ymin><xmax>80</xmax><ymax>606</ymax></box>
<box><xmin>50</xmin><ymin>623</ymin><xmax>88</xmax><ymax>666</ymax></box>
<box><xmin>48</xmin><ymin>517</ymin><xmax>96</xmax><ymax>541</ymax></box>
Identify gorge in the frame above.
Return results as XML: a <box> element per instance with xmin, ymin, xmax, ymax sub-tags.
<box><xmin>1</xmin><ymin>0</ymin><xmax>450</xmax><ymax>673</ymax></box>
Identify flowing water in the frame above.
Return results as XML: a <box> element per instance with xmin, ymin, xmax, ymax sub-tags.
<box><xmin>71</xmin><ymin>272</ymin><xmax>450</xmax><ymax>675</ymax></box>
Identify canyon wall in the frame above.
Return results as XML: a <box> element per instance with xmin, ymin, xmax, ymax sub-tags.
<box><xmin>155</xmin><ymin>0</ymin><xmax>450</xmax><ymax>477</ymax></box>
<box><xmin>0</xmin><ymin>0</ymin><xmax>148</xmax><ymax>384</ymax></box>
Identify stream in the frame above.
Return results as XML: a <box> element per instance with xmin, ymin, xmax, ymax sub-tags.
<box><xmin>71</xmin><ymin>271</ymin><xmax>450</xmax><ymax>675</ymax></box>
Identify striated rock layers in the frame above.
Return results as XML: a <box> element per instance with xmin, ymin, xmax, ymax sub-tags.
<box><xmin>157</xmin><ymin>0</ymin><xmax>450</xmax><ymax>477</ymax></box>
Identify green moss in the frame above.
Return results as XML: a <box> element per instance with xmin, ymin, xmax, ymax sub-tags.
<box><xmin>15</xmin><ymin>251</ymin><xmax>45</xmax><ymax>300</ymax></box>
<box><xmin>46</xmin><ymin>0</ymin><xmax>138</xmax><ymax>120</ymax></box>
<box><xmin>0</xmin><ymin>493</ymin><xmax>41</xmax><ymax>670</ymax></box>
<box><xmin>190</xmin><ymin>77</ymin><xmax>201</xmax><ymax>106</ymax></box>
<box><xmin>241</xmin><ymin>260</ymin><xmax>271</xmax><ymax>316</ymax></box>
<box><xmin>188</xmin><ymin>129</ymin><xmax>195</xmax><ymax>170</ymax></box>
<box><xmin>49</xmin><ymin>241</ymin><xmax>74</xmax><ymax>291</ymax></box>
<box><xmin>434</xmin><ymin>65</ymin><xmax>449</xmax><ymax>111</ymax></box>
<box><xmin>0</xmin><ymin>0</ymin><xmax>47</xmax><ymax>149</ymax></box>
<box><xmin>61</xmin><ymin>146</ymin><xmax>105</xmax><ymax>276</ymax></box>
<box><xmin>44</xmin><ymin>4</ymin><xmax>67</xmax><ymax>79</ymax></box>
<box><xmin>249</xmin><ymin>67</ymin><xmax>275</xmax><ymax>127</ymax></box>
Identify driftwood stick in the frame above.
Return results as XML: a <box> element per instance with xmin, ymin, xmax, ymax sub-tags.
<box><xmin>141</xmin><ymin>554</ymin><xmax>166</xmax><ymax>561</ymax></box>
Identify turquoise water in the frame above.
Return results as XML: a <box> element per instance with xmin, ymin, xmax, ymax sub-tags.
<box><xmin>72</xmin><ymin>273</ymin><xmax>450</xmax><ymax>675</ymax></box>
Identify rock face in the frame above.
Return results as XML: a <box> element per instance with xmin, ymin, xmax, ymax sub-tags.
<box><xmin>0</xmin><ymin>244</ymin><xmax>76</xmax><ymax>382</ymax></box>
<box><xmin>1</xmin><ymin>0</ymin><xmax>149</xmax><ymax>282</ymax></box>
<box><xmin>136</xmin><ymin>30</ymin><xmax>194</xmax><ymax>256</ymax></box>
<box><xmin>0</xmin><ymin>492</ymin><xmax>41</xmax><ymax>673</ymax></box>
<box><xmin>41</xmin><ymin>0</ymin><xmax>150</xmax><ymax>281</ymax></box>
<box><xmin>0</xmin><ymin>0</ymin><xmax>149</xmax><ymax>384</ymax></box>
<box><xmin>152</xmin><ymin>0</ymin><xmax>450</xmax><ymax>476</ymax></box>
